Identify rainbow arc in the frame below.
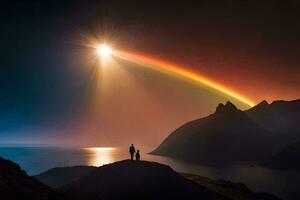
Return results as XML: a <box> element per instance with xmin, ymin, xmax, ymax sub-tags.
<box><xmin>113</xmin><ymin>50</ymin><xmax>255</xmax><ymax>107</ymax></box>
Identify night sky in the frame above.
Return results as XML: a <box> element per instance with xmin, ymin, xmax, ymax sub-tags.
<box><xmin>0</xmin><ymin>0</ymin><xmax>299</xmax><ymax>146</ymax></box>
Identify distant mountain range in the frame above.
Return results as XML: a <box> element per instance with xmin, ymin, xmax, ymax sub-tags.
<box><xmin>246</xmin><ymin>99</ymin><xmax>300</xmax><ymax>144</ymax></box>
<box><xmin>152</xmin><ymin>99</ymin><xmax>300</xmax><ymax>165</ymax></box>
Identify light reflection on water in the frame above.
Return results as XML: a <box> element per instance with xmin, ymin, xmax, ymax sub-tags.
<box><xmin>82</xmin><ymin>147</ymin><xmax>116</xmax><ymax>166</ymax></box>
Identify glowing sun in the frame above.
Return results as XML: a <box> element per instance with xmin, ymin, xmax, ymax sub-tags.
<box><xmin>97</xmin><ymin>44</ymin><xmax>112</xmax><ymax>58</ymax></box>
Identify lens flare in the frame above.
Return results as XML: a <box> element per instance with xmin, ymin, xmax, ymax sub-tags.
<box><xmin>97</xmin><ymin>44</ymin><xmax>112</xmax><ymax>58</ymax></box>
<box><xmin>85</xmin><ymin>36</ymin><xmax>254</xmax><ymax>107</ymax></box>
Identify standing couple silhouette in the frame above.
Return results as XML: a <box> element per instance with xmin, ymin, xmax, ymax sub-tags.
<box><xmin>129</xmin><ymin>144</ymin><xmax>140</xmax><ymax>161</ymax></box>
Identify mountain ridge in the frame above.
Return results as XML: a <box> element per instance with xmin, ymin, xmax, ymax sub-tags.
<box><xmin>152</xmin><ymin>99</ymin><xmax>300</xmax><ymax>164</ymax></box>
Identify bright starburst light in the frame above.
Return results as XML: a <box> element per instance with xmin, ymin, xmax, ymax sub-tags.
<box><xmin>97</xmin><ymin>44</ymin><xmax>112</xmax><ymax>58</ymax></box>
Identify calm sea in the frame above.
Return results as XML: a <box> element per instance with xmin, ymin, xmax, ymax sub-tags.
<box><xmin>0</xmin><ymin>146</ymin><xmax>299</xmax><ymax>200</ymax></box>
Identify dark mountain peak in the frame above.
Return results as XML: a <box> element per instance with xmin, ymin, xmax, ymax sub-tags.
<box><xmin>153</xmin><ymin>99</ymin><xmax>280</xmax><ymax>164</ymax></box>
<box><xmin>247</xmin><ymin>100</ymin><xmax>269</xmax><ymax>112</ymax></box>
<box><xmin>153</xmin><ymin>98</ymin><xmax>300</xmax><ymax>173</ymax></box>
<box><xmin>215</xmin><ymin>101</ymin><xmax>239</xmax><ymax>114</ymax></box>
<box><xmin>245</xmin><ymin>99</ymin><xmax>300</xmax><ymax>115</ymax></box>
<box><xmin>225</xmin><ymin>101</ymin><xmax>237</xmax><ymax>109</ymax></box>
<box><xmin>216</xmin><ymin>103</ymin><xmax>225</xmax><ymax>112</ymax></box>
<box><xmin>257</xmin><ymin>100</ymin><xmax>269</xmax><ymax>107</ymax></box>
<box><xmin>271</xmin><ymin>99</ymin><xmax>300</xmax><ymax>106</ymax></box>
<box><xmin>271</xmin><ymin>100</ymin><xmax>287</xmax><ymax>105</ymax></box>
<box><xmin>247</xmin><ymin>99</ymin><xmax>300</xmax><ymax>114</ymax></box>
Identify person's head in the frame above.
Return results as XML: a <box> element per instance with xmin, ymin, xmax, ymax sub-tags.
<box><xmin>137</xmin><ymin>150</ymin><xmax>140</xmax><ymax>153</ymax></box>
<box><xmin>131</xmin><ymin>144</ymin><xmax>133</xmax><ymax>146</ymax></box>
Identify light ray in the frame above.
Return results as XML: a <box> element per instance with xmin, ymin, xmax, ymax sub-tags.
<box><xmin>112</xmin><ymin>50</ymin><xmax>255</xmax><ymax>107</ymax></box>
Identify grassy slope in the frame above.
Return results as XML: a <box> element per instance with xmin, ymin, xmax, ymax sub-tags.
<box><xmin>181</xmin><ymin>173</ymin><xmax>257</xmax><ymax>200</ymax></box>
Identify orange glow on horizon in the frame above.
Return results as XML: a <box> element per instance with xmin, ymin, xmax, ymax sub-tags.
<box><xmin>113</xmin><ymin>50</ymin><xmax>255</xmax><ymax>107</ymax></box>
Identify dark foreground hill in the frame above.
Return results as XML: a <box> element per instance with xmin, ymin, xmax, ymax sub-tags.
<box><xmin>0</xmin><ymin>157</ymin><xmax>280</xmax><ymax>200</ymax></box>
<box><xmin>182</xmin><ymin>173</ymin><xmax>281</xmax><ymax>200</ymax></box>
<box><xmin>0</xmin><ymin>157</ymin><xmax>64</xmax><ymax>200</ymax></box>
<box><xmin>58</xmin><ymin>160</ymin><xmax>224</xmax><ymax>200</ymax></box>
<box><xmin>152</xmin><ymin>99</ymin><xmax>300</xmax><ymax>165</ymax></box>
<box><xmin>35</xmin><ymin>166</ymin><xmax>97</xmax><ymax>188</ymax></box>
<box><xmin>37</xmin><ymin>160</ymin><xmax>280</xmax><ymax>200</ymax></box>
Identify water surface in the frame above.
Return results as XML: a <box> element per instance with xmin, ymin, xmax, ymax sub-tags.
<box><xmin>0</xmin><ymin>146</ymin><xmax>299</xmax><ymax>200</ymax></box>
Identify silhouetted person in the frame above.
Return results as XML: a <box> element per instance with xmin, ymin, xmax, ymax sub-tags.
<box><xmin>136</xmin><ymin>150</ymin><xmax>140</xmax><ymax>161</ymax></box>
<box><xmin>129</xmin><ymin>144</ymin><xmax>135</xmax><ymax>160</ymax></box>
